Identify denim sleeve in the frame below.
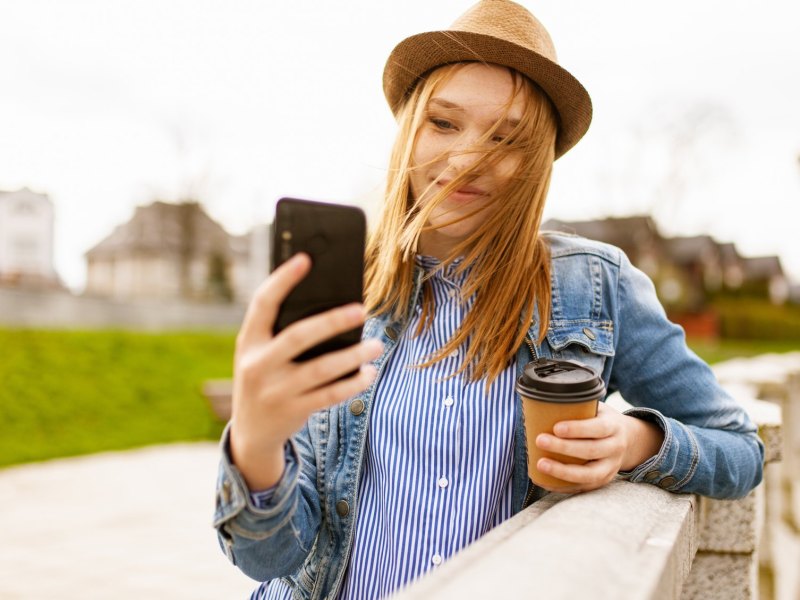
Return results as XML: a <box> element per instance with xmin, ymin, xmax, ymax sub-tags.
<box><xmin>610</xmin><ymin>252</ymin><xmax>764</xmax><ymax>499</ymax></box>
<box><xmin>212</xmin><ymin>422</ymin><xmax>321</xmax><ymax>581</ymax></box>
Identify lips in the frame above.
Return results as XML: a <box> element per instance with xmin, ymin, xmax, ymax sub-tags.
<box><xmin>435</xmin><ymin>180</ymin><xmax>487</xmax><ymax>202</ymax></box>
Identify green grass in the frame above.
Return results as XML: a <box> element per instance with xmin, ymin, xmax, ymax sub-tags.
<box><xmin>0</xmin><ymin>328</ymin><xmax>235</xmax><ymax>468</ymax></box>
<box><xmin>1</xmin><ymin>327</ymin><xmax>797</xmax><ymax>469</ymax></box>
<box><xmin>687</xmin><ymin>338</ymin><xmax>800</xmax><ymax>365</ymax></box>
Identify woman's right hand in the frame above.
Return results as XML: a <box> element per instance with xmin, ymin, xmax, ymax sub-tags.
<box><xmin>229</xmin><ymin>253</ymin><xmax>383</xmax><ymax>491</ymax></box>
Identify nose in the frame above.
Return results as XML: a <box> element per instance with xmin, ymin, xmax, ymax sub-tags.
<box><xmin>446</xmin><ymin>134</ymin><xmax>486</xmax><ymax>174</ymax></box>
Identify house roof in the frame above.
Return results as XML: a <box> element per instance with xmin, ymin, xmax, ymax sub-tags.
<box><xmin>542</xmin><ymin>215</ymin><xmax>661</xmax><ymax>250</ymax></box>
<box><xmin>662</xmin><ymin>235</ymin><xmax>720</xmax><ymax>265</ymax></box>
<box><xmin>0</xmin><ymin>187</ymin><xmax>52</xmax><ymax>206</ymax></box>
<box><xmin>743</xmin><ymin>256</ymin><xmax>785</xmax><ymax>280</ymax></box>
<box><xmin>85</xmin><ymin>201</ymin><xmax>242</xmax><ymax>259</ymax></box>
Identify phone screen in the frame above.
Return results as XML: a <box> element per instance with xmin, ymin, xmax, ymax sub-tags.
<box><xmin>270</xmin><ymin>197</ymin><xmax>366</xmax><ymax>361</ymax></box>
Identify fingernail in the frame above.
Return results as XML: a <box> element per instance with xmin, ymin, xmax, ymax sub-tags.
<box><xmin>537</xmin><ymin>434</ymin><xmax>550</xmax><ymax>449</ymax></box>
<box><xmin>554</xmin><ymin>424</ymin><xmax>567</xmax><ymax>436</ymax></box>
<box><xmin>362</xmin><ymin>364</ymin><xmax>378</xmax><ymax>380</ymax></box>
<box><xmin>365</xmin><ymin>338</ymin><xmax>384</xmax><ymax>356</ymax></box>
<box><xmin>538</xmin><ymin>459</ymin><xmax>551</xmax><ymax>473</ymax></box>
<box><xmin>290</xmin><ymin>253</ymin><xmax>308</xmax><ymax>269</ymax></box>
<box><xmin>346</xmin><ymin>304</ymin><xmax>366</xmax><ymax>320</ymax></box>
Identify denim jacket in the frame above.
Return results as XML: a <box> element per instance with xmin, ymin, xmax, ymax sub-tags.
<box><xmin>212</xmin><ymin>233</ymin><xmax>764</xmax><ymax>600</ymax></box>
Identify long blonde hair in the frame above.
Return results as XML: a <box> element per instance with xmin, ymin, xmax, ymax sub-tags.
<box><xmin>365</xmin><ymin>63</ymin><xmax>558</xmax><ymax>384</ymax></box>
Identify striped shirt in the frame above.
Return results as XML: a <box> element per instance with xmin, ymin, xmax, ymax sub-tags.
<box><xmin>253</xmin><ymin>256</ymin><xmax>517</xmax><ymax>600</ymax></box>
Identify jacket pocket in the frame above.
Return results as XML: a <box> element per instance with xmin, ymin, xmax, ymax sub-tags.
<box><xmin>546</xmin><ymin>320</ymin><xmax>615</xmax><ymax>374</ymax></box>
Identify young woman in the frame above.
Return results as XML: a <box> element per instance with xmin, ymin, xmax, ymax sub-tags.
<box><xmin>214</xmin><ymin>2</ymin><xmax>764</xmax><ymax>598</ymax></box>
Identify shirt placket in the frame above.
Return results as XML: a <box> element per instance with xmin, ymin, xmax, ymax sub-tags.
<box><xmin>428</xmin><ymin>272</ymin><xmax>464</xmax><ymax>569</ymax></box>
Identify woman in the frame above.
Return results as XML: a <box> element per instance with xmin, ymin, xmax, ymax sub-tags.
<box><xmin>214</xmin><ymin>1</ymin><xmax>764</xmax><ymax>599</ymax></box>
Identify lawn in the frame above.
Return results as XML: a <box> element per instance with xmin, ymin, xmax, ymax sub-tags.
<box><xmin>687</xmin><ymin>338</ymin><xmax>800</xmax><ymax>365</ymax></box>
<box><xmin>0</xmin><ymin>328</ymin><xmax>235</xmax><ymax>467</ymax></box>
<box><xmin>0</xmin><ymin>328</ymin><xmax>797</xmax><ymax>468</ymax></box>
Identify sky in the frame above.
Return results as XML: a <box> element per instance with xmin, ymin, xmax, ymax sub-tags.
<box><xmin>1</xmin><ymin>0</ymin><xmax>799</xmax><ymax>291</ymax></box>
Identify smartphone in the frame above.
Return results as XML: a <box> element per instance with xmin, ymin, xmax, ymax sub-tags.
<box><xmin>270</xmin><ymin>197</ymin><xmax>366</xmax><ymax>362</ymax></box>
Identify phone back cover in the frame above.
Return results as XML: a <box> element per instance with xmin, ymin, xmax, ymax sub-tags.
<box><xmin>271</xmin><ymin>198</ymin><xmax>366</xmax><ymax>360</ymax></box>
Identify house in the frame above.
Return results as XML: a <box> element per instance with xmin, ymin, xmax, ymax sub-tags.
<box><xmin>717</xmin><ymin>242</ymin><xmax>746</xmax><ymax>290</ymax></box>
<box><xmin>0</xmin><ymin>188</ymin><xmax>61</xmax><ymax>289</ymax></box>
<box><xmin>660</xmin><ymin>235</ymin><xmax>724</xmax><ymax>311</ymax></box>
<box><xmin>542</xmin><ymin>216</ymin><xmax>664</xmax><ymax>278</ymax></box>
<box><xmin>741</xmin><ymin>256</ymin><xmax>789</xmax><ymax>305</ymax></box>
<box><xmin>85</xmin><ymin>201</ymin><xmax>253</xmax><ymax>302</ymax></box>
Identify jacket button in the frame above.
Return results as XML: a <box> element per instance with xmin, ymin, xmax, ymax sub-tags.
<box><xmin>643</xmin><ymin>470</ymin><xmax>660</xmax><ymax>482</ymax></box>
<box><xmin>350</xmin><ymin>399</ymin><xmax>365</xmax><ymax>416</ymax></box>
<box><xmin>221</xmin><ymin>480</ymin><xmax>232</xmax><ymax>503</ymax></box>
<box><xmin>336</xmin><ymin>500</ymin><xmax>350</xmax><ymax>517</ymax></box>
<box><xmin>582</xmin><ymin>327</ymin><xmax>596</xmax><ymax>341</ymax></box>
<box><xmin>384</xmin><ymin>326</ymin><xmax>398</xmax><ymax>340</ymax></box>
<box><xmin>658</xmin><ymin>476</ymin><xmax>677</xmax><ymax>489</ymax></box>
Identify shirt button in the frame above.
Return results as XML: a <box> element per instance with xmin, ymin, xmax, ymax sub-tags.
<box><xmin>443</xmin><ymin>396</ymin><xmax>454</xmax><ymax>407</ymax></box>
<box><xmin>438</xmin><ymin>477</ymin><xmax>449</xmax><ymax>489</ymax></box>
<box><xmin>583</xmin><ymin>327</ymin><xmax>596</xmax><ymax>340</ymax></box>
<box><xmin>448</xmin><ymin>289</ymin><xmax>456</xmax><ymax>298</ymax></box>
<box><xmin>384</xmin><ymin>326</ymin><xmax>398</xmax><ymax>340</ymax></box>
<box><xmin>349</xmin><ymin>399</ymin><xmax>365</xmax><ymax>416</ymax></box>
<box><xmin>449</xmin><ymin>349</ymin><xmax>459</xmax><ymax>359</ymax></box>
<box><xmin>431</xmin><ymin>553</ymin><xmax>443</xmax><ymax>566</ymax></box>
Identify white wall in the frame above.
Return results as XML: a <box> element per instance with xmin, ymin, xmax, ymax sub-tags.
<box><xmin>0</xmin><ymin>189</ymin><xmax>56</xmax><ymax>280</ymax></box>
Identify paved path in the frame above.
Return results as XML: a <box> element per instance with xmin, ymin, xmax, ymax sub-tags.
<box><xmin>0</xmin><ymin>443</ymin><xmax>258</xmax><ymax>599</ymax></box>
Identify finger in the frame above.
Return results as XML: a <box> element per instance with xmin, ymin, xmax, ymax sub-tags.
<box><xmin>300</xmin><ymin>364</ymin><xmax>379</xmax><ymax>412</ymax></box>
<box><xmin>537</xmin><ymin>457</ymin><xmax>616</xmax><ymax>487</ymax></box>
<box><xmin>536</xmin><ymin>433</ymin><xmax>621</xmax><ymax>462</ymax></box>
<box><xmin>269</xmin><ymin>302</ymin><xmax>368</xmax><ymax>364</ymax></box>
<box><xmin>292</xmin><ymin>338</ymin><xmax>384</xmax><ymax>392</ymax></box>
<box><xmin>553</xmin><ymin>409</ymin><xmax>617</xmax><ymax>439</ymax></box>
<box><xmin>239</xmin><ymin>253</ymin><xmax>312</xmax><ymax>347</ymax></box>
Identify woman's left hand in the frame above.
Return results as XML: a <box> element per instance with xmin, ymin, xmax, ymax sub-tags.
<box><xmin>534</xmin><ymin>402</ymin><xmax>664</xmax><ymax>494</ymax></box>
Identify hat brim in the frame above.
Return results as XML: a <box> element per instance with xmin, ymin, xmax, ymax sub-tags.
<box><xmin>383</xmin><ymin>30</ymin><xmax>592</xmax><ymax>159</ymax></box>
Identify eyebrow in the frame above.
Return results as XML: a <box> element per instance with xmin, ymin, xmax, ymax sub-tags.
<box><xmin>428</xmin><ymin>97</ymin><xmax>521</xmax><ymax>129</ymax></box>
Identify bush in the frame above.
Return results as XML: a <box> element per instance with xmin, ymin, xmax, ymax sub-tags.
<box><xmin>0</xmin><ymin>328</ymin><xmax>235</xmax><ymax>467</ymax></box>
<box><xmin>712</xmin><ymin>299</ymin><xmax>800</xmax><ymax>340</ymax></box>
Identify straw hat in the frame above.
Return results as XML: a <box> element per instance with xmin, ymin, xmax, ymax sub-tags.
<box><xmin>383</xmin><ymin>0</ymin><xmax>592</xmax><ymax>159</ymax></box>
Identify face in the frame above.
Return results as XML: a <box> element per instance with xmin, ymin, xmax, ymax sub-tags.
<box><xmin>410</xmin><ymin>63</ymin><xmax>527</xmax><ymax>259</ymax></box>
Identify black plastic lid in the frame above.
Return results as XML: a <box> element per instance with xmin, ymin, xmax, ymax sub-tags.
<box><xmin>516</xmin><ymin>358</ymin><xmax>605</xmax><ymax>403</ymax></box>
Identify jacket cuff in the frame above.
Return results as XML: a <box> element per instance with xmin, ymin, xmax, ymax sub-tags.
<box><xmin>213</xmin><ymin>422</ymin><xmax>301</xmax><ymax>531</ymax></box>
<box><xmin>617</xmin><ymin>407</ymin><xmax>699</xmax><ymax>492</ymax></box>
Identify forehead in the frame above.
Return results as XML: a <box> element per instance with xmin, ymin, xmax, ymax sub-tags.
<box><xmin>428</xmin><ymin>63</ymin><xmax>526</xmax><ymax>121</ymax></box>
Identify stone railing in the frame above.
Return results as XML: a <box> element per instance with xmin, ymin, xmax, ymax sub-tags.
<box><xmin>391</xmin><ymin>352</ymin><xmax>800</xmax><ymax>600</ymax></box>
<box><xmin>711</xmin><ymin>353</ymin><xmax>800</xmax><ymax>600</ymax></box>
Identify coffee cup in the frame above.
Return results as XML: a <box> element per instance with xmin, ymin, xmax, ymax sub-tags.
<box><xmin>515</xmin><ymin>359</ymin><xmax>606</xmax><ymax>490</ymax></box>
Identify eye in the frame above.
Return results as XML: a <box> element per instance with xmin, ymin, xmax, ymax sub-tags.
<box><xmin>430</xmin><ymin>117</ymin><xmax>455</xmax><ymax>130</ymax></box>
<box><xmin>491</xmin><ymin>133</ymin><xmax>516</xmax><ymax>145</ymax></box>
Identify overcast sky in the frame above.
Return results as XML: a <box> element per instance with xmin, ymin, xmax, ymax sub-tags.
<box><xmin>2</xmin><ymin>0</ymin><xmax>799</xmax><ymax>290</ymax></box>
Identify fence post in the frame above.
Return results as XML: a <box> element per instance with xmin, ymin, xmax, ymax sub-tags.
<box><xmin>712</xmin><ymin>353</ymin><xmax>800</xmax><ymax>600</ymax></box>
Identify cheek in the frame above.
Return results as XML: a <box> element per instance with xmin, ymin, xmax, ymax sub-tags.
<box><xmin>412</xmin><ymin>130</ymin><xmax>442</xmax><ymax>167</ymax></box>
<box><xmin>410</xmin><ymin>131</ymin><xmax>444</xmax><ymax>198</ymax></box>
<box><xmin>495</xmin><ymin>154</ymin><xmax>522</xmax><ymax>185</ymax></box>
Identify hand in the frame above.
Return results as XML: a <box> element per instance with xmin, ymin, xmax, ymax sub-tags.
<box><xmin>533</xmin><ymin>402</ymin><xmax>664</xmax><ymax>494</ymax></box>
<box><xmin>229</xmin><ymin>253</ymin><xmax>383</xmax><ymax>490</ymax></box>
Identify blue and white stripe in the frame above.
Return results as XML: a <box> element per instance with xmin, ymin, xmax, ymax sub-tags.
<box><xmin>254</xmin><ymin>256</ymin><xmax>518</xmax><ymax>600</ymax></box>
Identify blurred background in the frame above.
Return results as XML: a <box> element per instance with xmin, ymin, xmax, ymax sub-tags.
<box><xmin>1</xmin><ymin>1</ymin><xmax>798</xmax><ymax>598</ymax></box>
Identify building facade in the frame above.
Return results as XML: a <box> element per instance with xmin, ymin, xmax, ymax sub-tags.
<box><xmin>0</xmin><ymin>188</ymin><xmax>60</xmax><ymax>288</ymax></box>
<box><xmin>85</xmin><ymin>201</ymin><xmax>255</xmax><ymax>302</ymax></box>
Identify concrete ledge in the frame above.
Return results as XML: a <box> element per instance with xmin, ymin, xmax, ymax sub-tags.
<box><xmin>681</xmin><ymin>553</ymin><xmax>756</xmax><ymax>600</ymax></box>
<box><xmin>729</xmin><ymin>392</ymin><xmax>783</xmax><ymax>465</ymax></box>
<box><xmin>392</xmin><ymin>481</ymin><xmax>697</xmax><ymax>600</ymax></box>
<box><xmin>696</xmin><ymin>485</ymin><xmax>764</xmax><ymax>553</ymax></box>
